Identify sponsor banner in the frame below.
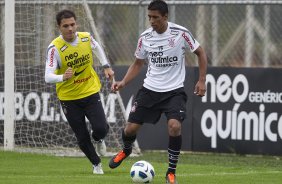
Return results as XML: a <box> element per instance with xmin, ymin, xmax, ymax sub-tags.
<box><xmin>193</xmin><ymin>67</ymin><xmax>282</xmax><ymax>155</ymax></box>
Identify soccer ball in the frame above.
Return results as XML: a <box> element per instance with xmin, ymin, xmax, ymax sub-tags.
<box><xmin>130</xmin><ymin>160</ymin><xmax>155</xmax><ymax>183</ymax></box>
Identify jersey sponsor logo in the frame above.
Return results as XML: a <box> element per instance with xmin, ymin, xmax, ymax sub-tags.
<box><xmin>149</xmin><ymin>51</ymin><xmax>163</xmax><ymax>57</ymax></box>
<box><xmin>49</xmin><ymin>48</ymin><xmax>55</xmax><ymax>67</ymax></box>
<box><xmin>150</xmin><ymin>56</ymin><xmax>178</xmax><ymax>64</ymax></box>
<box><xmin>182</xmin><ymin>32</ymin><xmax>194</xmax><ymax>50</ymax></box>
<box><xmin>137</xmin><ymin>38</ymin><xmax>142</xmax><ymax>51</ymax></box>
<box><xmin>155</xmin><ymin>62</ymin><xmax>178</xmax><ymax>67</ymax></box>
<box><xmin>65</xmin><ymin>52</ymin><xmax>79</xmax><ymax>61</ymax></box>
<box><xmin>60</xmin><ymin>45</ymin><xmax>68</xmax><ymax>52</ymax></box>
<box><xmin>144</xmin><ymin>32</ymin><xmax>153</xmax><ymax>39</ymax></box>
<box><xmin>73</xmin><ymin>75</ymin><xmax>91</xmax><ymax>84</ymax></box>
<box><xmin>149</xmin><ymin>51</ymin><xmax>178</xmax><ymax>67</ymax></box>
<box><xmin>65</xmin><ymin>52</ymin><xmax>91</xmax><ymax>68</ymax></box>
<box><xmin>74</xmin><ymin>67</ymin><xmax>87</xmax><ymax>76</ymax></box>
<box><xmin>170</xmin><ymin>30</ymin><xmax>179</xmax><ymax>35</ymax></box>
<box><xmin>81</xmin><ymin>37</ymin><xmax>89</xmax><ymax>42</ymax></box>
<box><xmin>72</xmin><ymin>60</ymin><xmax>90</xmax><ymax>69</ymax></box>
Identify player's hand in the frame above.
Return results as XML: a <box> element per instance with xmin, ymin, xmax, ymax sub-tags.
<box><xmin>104</xmin><ymin>68</ymin><xmax>114</xmax><ymax>81</ymax></box>
<box><xmin>63</xmin><ymin>67</ymin><xmax>73</xmax><ymax>81</ymax></box>
<box><xmin>111</xmin><ymin>81</ymin><xmax>125</xmax><ymax>92</ymax></box>
<box><xmin>194</xmin><ymin>80</ymin><xmax>206</xmax><ymax>97</ymax></box>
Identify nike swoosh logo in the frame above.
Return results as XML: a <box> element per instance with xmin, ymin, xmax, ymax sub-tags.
<box><xmin>144</xmin><ymin>165</ymin><xmax>148</xmax><ymax>172</ymax></box>
<box><xmin>74</xmin><ymin>67</ymin><xmax>87</xmax><ymax>76</ymax></box>
<box><xmin>150</xmin><ymin>43</ymin><xmax>155</xmax><ymax>46</ymax></box>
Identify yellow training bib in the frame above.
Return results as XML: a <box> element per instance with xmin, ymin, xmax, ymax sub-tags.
<box><xmin>52</xmin><ymin>32</ymin><xmax>101</xmax><ymax>100</ymax></box>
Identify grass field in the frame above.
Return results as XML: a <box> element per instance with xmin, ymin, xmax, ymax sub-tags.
<box><xmin>1</xmin><ymin>150</ymin><xmax>282</xmax><ymax>184</ymax></box>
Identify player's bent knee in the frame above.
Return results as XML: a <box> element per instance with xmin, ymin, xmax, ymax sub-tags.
<box><xmin>168</xmin><ymin>120</ymin><xmax>181</xmax><ymax>135</ymax></box>
<box><xmin>124</xmin><ymin>123</ymin><xmax>140</xmax><ymax>136</ymax></box>
<box><xmin>92</xmin><ymin>126</ymin><xmax>108</xmax><ymax>140</ymax></box>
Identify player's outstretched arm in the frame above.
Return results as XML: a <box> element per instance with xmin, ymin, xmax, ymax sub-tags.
<box><xmin>193</xmin><ymin>46</ymin><xmax>207</xmax><ymax>97</ymax></box>
<box><xmin>111</xmin><ymin>58</ymin><xmax>144</xmax><ymax>92</ymax></box>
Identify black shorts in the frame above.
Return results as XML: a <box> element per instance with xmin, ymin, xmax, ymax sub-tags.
<box><xmin>60</xmin><ymin>93</ymin><xmax>108</xmax><ymax>141</ymax></box>
<box><xmin>128</xmin><ymin>87</ymin><xmax>187</xmax><ymax>124</ymax></box>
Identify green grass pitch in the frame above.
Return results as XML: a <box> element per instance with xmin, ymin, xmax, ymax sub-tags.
<box><xmin>1</xmin><ymin>150</ymin><xmax>282</xmax><ymax>184</ymax></box>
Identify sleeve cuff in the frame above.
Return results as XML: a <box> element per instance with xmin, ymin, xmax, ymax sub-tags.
<box><xmin>102</xmin><ymin>64</ymin><xmax>111</xmax><ymax>69</ymax></box>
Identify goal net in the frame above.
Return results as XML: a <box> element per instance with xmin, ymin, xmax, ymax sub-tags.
<box><xmin>0</xmin><ymin>0</ymin><xmax>140</xmax><ymax>156</ymax></box>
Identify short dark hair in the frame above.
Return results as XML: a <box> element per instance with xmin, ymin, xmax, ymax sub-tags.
<box><xmin>148</xmin><ymin>0</ymin><xmax>168</xmax><ymax>16</ymax></box>
<box><xmin>56</xmin><ymin>9</ymin><xmax>76</xmax><ymax>26</ymax></box>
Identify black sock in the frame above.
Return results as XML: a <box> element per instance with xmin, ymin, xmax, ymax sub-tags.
<box><xmin>122</xmin><ymin>130</ymin><xmax>136</xmax><ymax>155</ymax></box>
<box><xmin>167</xmin><ymin>135</ymin><xmax>182</xmax><ymax>175</ymax></box>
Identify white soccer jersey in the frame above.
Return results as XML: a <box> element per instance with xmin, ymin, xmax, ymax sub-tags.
<box><xmin>135</xmin><ymin>22</ymin><xmax>200</xmax><ymax>92</ymax></box>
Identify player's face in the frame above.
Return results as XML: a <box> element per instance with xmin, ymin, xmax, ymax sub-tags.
<box><xmin>58</xmin><ymin>17</ymin><xmax>77</xmax><ymax>42</ymax></box>
<box><xmin>148</xmin><ymin>10</ymin><xmax>168</xmax><ymax>34</ymax></box>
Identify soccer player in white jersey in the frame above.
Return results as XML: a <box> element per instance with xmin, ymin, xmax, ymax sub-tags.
<box><xmin>45</xmin><ymin>10</ymin><xmax>114</xmax><ymax>174</ymax></box>
<box><xmin>109</xmin><ymin>0</ymin><xmax>207</xmax><ymax>183</ymax></box>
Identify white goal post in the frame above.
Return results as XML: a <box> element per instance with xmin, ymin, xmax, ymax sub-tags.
<box><xmin>4</xmin><ymin>0</ymin><xmax>15</xmax><ymax>151</ymax></box>
<box><xmin>2</xmin><ymin>0</ymin><xmax>141</xmax><ymax>156</ymax></box>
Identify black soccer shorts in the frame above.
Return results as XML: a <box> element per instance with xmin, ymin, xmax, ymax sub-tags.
<box><xmin>128</xmin><ymin>87</ymin><xmax>187</xmax><ymax>124</ymax></box>
<box><xmin>60</xmin><ymin>93</ymin><xmax>109</xmax><ymax>141</ymax></box>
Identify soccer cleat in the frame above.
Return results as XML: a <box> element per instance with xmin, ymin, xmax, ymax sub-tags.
<box><xmin>93</xmin><ymin>163</ymin><xmax>104</xmax><ymax>174</ymax></box>
<box><xmin>109</xmin><ymin>150</ymin><xmax>129</xmax><ymax>169</ymax></box>
<box><xmin>95</xmin><ymin>139</ymin><xmax>107</xmax><ymax>156</ymax></box>
<box><xmin>166</xmin><ymin>173</ymin><xmax>178</xmax><ymax>184</ymax></box>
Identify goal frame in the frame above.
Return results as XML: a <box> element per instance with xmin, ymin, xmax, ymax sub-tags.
<box><xmin>4</xmin><ymin>0</ymin><xmax>278</xmax><ymax>154</ymax></box>
<box><xmin>3</xmin><ymin>0</ymin><xmax>141</xmax><ymax>154</ymax></box>
<box><xmin>4</xmin><ymin>0</ymin><xmax>15</xmax><ymax>151</ymax></box>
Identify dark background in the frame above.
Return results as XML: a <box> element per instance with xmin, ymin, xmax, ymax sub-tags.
<box><xmin>114</xmin><ymin>66</ymin><xmax>282</xmax><ymax>155</ymax></box>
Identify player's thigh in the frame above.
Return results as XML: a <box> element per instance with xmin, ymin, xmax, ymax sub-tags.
<box><xmin>128</xmin><ymin>88</ymin><xmax>162</xmax><ymax>124</ymax></box>
<box><xmin>60</xmin><ymin>100</ymin><xmax>89</xmax><ymax>138</ymax></box>
<box><xmin>84</xmin><ymin>93</ymin><xmax>108</xmax><ymax>130</ymax></box>
<box><xmin>165</xmin><ymin>90</ymin><xmax>187</xmax><ymax>122</ymax></box>
<box><xmin>128</xmin><ymin>105</ymin><xmax>161</xmax><ymax>125</ymax></box>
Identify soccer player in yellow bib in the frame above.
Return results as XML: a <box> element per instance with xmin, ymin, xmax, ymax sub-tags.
<box><xmin>45</xmin><ymin>9</ymin><xmax>114</xmax><ymax>174</ymax></box>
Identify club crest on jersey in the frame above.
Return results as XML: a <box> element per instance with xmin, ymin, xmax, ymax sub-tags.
<box><xmin>131</xmin><ymin>102</ymin><xmax>138</xmax><ymax>112</ymax></box>
<box><xmin>168</xmin><ymin>39</ymin><xmax>175</xmax><ymax>47</ymax></box>
<box><xmin>60</xmin><ymin>45</ymin><xmax>68</xmax><ymax>52</ymax></box>
<box><xmin>81</xmin><ymin>37</ymin><xmax>89</xmax><ymax>42</ymax></box>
